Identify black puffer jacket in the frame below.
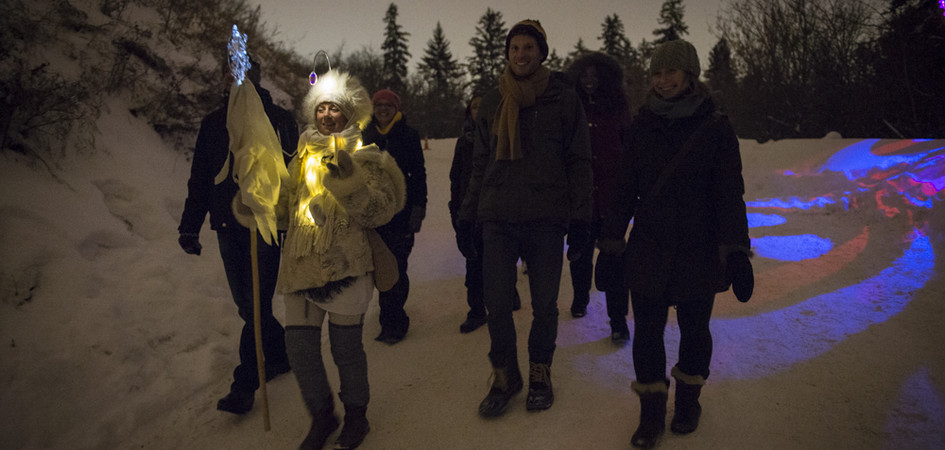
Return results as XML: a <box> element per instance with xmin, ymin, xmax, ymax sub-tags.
<box><xmin>179</xmin><ymin>87</ymin><xmax>298</xmax><ymax>235</ymax></box>
<box><xmin>601</xmin><ymin>96</ymin><xmax>750</xmax><ymax>302</ymax></box>
<box><xmin>459</xmin><ymin>72</ymin><xmax>593</xmax><ymax>225</ymax></box>
<box><xmin>362</xmin><ymin>116</ymin><xmax>428</xmax><ymax>235</ymax></box>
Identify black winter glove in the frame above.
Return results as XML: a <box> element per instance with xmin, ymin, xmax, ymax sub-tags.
<box><xmin>178</xmin><ymin>233</ymin><xmax>202</xmax><ymax>255</ymax></box>
<box><xmin>566</xmin><ymin>220</ymin><xmax>591</xmax><ymax>262</ymax></box>
<box><xmin>726</xmin><ymin>252</ymin><xmax>754</xmax><ymax>303</ymax></box>
<box><xmin>455</xmin><ymin>219</ymin><xmax>479</xmax><ymax>259</ymax></box>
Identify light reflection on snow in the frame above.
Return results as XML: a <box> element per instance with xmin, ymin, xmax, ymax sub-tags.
<box><xmin>751</xmin><ymin>234</ymin><xmax>833</xmax><ymax>261</ymax></box>
<box><xmin>709</xmin><ymin>233</ymin><xmax>933</xmax><ymax>380</ymax></box>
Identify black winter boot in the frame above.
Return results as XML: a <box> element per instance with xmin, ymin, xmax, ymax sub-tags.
<box><xmin>670</xmin><ymin>367</ymin><xmax>705</xmax><ymax>435</ymax></box>
<box><xmin>334</xmin><ymin>405</ymin><xmax>369</xmax><ymax>449</ymax></box>
<box><xmin>630</xmin><ymin>380</ymin><xmax>669</xmax><ymax>449</ymax></box>
<box><xmin>478</xmin><ymin>366</ymin><xmax>523</xmax><ymax>418</ymax></box>
<box><xmin>526</xmin><ymin>362</ymin><xmax>554</xmax><ymax>411</ymax></box>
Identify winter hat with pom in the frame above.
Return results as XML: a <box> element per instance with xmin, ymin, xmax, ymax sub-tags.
<box><xmin>303</xmin><ymin>70</ymin><xmax>373</xmax><ymax>130</ymax></box>
<box><xmin>505</xmin><ymin>19</ymin><xmax>548</xmax><ymax>62</ymax></box>
<box><xmin>649</xmin><ymin>39</ymin><xmax>701</xmax><ymax>78</ymax></box>
<box><xmin>371</xmin><ymin>89</ymin><xmax>401</xmax><ymax>110</ymax></box>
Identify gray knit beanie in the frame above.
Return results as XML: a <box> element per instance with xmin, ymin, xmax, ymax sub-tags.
<box><xmin>649</xmin><ymin>39</ymin><xmax>700</xmax><ymax>78</ymax></box>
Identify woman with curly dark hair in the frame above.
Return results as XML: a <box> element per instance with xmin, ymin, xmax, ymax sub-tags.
<box><xmin>564</xmin><ymin>52</ymin><xmax>633</xmax><ymax>343</ymax></box>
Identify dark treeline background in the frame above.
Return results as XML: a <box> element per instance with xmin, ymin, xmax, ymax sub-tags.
<box><xmin>3</xmin><ymin>0</ymin><xmax>943</xmax><ymax>166</ymax></box>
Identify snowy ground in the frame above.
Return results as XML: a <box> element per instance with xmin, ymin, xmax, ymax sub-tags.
<box><xmin>1</xmin><ymin>98</ymin><xmax>944</xmax><ymax>449</ymax></box>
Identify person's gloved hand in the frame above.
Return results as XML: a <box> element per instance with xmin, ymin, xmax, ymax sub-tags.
<box><xmin>726</xmin><ymin>251</ymin><xmax>754</xmax><ymax>303</ymax></box>
<box><xmin>408</xmin><ymin>206</ymin><xmax>425</xmax><ymax>233</ymax></box>
<box><xmin>566</xmin><ymin>220</ymin><xmax>591</xmax><ymax>262</ymax></box>
<box><xmin>597</xmin><ymin>237</ymin><xmax>625</xmax><ymax>257</ymax></box>
<box><xmin>455</xmin><ymin>219</ymin><xmax>478</xmax><ymax>259</ymax></box>
<box><xmin>178</xmin><ymin>233</ymin><xmax>202</xmax><ymax>255</ymax></box>
<box><xmin>325</xmin><ymin>149</ymin><xmax>354</xmax><ymax>179</ymax></box>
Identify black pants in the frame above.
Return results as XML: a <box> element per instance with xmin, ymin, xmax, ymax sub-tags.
<box><xmin>630</xmin><ymin>291</ymin><xmax>714</xmax><ymax>384</ymax></box>
<box><xmin>482</xmin><ymin>221</ymin><xmax>564</xmax><ymax>368</ymax></box>
<box><xmin>568</xmin><ymin>220</ymin><xmax>629</xmax><ymax>320</ymax></box>
<box><xmin>377</xmin><ymin>229</ymin><xmax>414</xmax><ymax>330</ymax></box>
<box><xmin>217</xmin><ymin>228</ymin><xmax>288</xmax><ymax>393</ymax></box>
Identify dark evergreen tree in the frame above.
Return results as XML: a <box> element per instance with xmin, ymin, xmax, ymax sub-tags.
<box><xmin>380</xmin><ymin>2</ymin><xmax>410</xmax><ymax>94</ymax></box>
<box><xmin>414</xmin><ymin>22</ymin><xmax>465</xmax><ymax>138</ymax></box>
<box><xmin>653</xmin><ymin>0</ymin><xmax>689</xmax><ymax>44</ymax></box>
<box><xmin>544</xmin><ymin>49</ymin><xmax>565</xmax><ymax>72</ymax></box>
<box><xmin>704</xmin><ymin>37</ymin><xmax>737</xmax><ymax>112</ymax></box>
<box><xmin>599</xmin><ymin>14</ymin><xmax>632</xmax><ymax>62</ymax></box>
<box><xmin>467</xmin><ymin>8</ymin><xmax>506</xmax><ymax>94</ymax></box>
<box><xmin>564</xmin><ymin>38</ymin><xmax>591</xmax><ymax>68</ymax></box>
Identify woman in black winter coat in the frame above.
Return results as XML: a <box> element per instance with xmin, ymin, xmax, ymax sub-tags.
<box><xmin>564</xmin><ymin>52</ymin><xmax>632</xmax><ymax>343</ymax></box>
<box><xmin>597</xmin><ymin>40</ymin><xmax>754</xmax><ymax>449</ymax></box>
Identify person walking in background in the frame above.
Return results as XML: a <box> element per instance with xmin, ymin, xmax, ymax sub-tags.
<box><xmin>597</xmin><ymin>40</ymin><xmax>754</xmax><ymax>448</ymax></box>
<box><xmin>449</xmin><ymin>94</ymin><xmax>521</xmax><ymax>334</ymax></box>
<box><xmin>276</xmin><ymin>70</ymin><xmax>406</xmax><ymax>449</ymax></box>
<box><xmin>458</xmin><ymin>19</ymin><xmax>593</xmax><ymax>417</ymax></box>
<box><xmin>564</xmin><ymin>52</ymin><xmax>633</xmax><ymax>343</ymax></box>
<box><xmin>178</xmin><ymin>57</ymin><xmax>297</xmax><ymax>415</ymax></box>
<box><xmin>361</xmin><ymin>88</ymin><xmax>428</xmax><ymax>345</ymax></box>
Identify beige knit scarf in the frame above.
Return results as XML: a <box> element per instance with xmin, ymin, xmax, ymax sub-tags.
<box><xmin>494</xmin><ymin>65</ymin><xmax>551</xmax><ymax>160</ymax></box>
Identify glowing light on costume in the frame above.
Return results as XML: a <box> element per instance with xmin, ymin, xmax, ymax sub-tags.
<box><xmin>228</xmin><ymin>24</ymin><xmax>250</xmax><ymax>86</ymax></box>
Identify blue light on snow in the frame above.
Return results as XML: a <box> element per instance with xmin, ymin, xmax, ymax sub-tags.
<box><xmin>752</xmin><ymin>234</ymin><xmax>833</xmax><ymax>261</ymax></box>
<box><xmin>746</xmin><ymin>196</ymin><xmax>837</xmax><ymax>210</ymax></box>
<box><xmin>747</xmin><ymin>213</ymin><xmax>786</xmax><ymax>228</ymax></box>
<box><xmin>820</xmin><ymin>139</ymin><xmax>934</xmax><ymax>180</ymax></box>
<box><xmin>709</xmin><ymin>233</ymin><xmax>933</xmax><ymax>380</ymax></box>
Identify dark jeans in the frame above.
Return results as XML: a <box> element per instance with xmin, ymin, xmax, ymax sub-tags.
<box><xmin>464</xmin><ymin>230</ymin><xmax>521</xmax><ymax>319</ymax></box>
<box><xmin>482</xmin><ymin>221</ymin><xmax>565</xmax><ymax>368</ymax></box>
<box><xmin>377</xmin><ymin>229</ymin><xmax>414</xmax><ymax>330</ymax></box>
<box><xmin>568</xmin><ymin>220</ymin><xmax>629</xmax><ymax>320</ymax></box>
<box><xmin>630</xmin><ymin>291</ymin><xmax>715</xmax><ymax>384</ymax></box>
<box><xmin>217</xmin><ymin>228</ymin><xmax>288</xmax><ymax>393</ymax></box>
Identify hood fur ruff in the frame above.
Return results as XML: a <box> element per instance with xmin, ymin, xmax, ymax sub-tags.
<box><xmin>303</xmin><ymin>70</ymin><xmax>373</xmax><ymax>131</ymax></box>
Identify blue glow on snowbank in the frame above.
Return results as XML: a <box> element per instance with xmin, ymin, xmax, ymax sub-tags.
<box><xmin>709</xmin><ymin>233</ymin><xmax>933</xmax><ymax>380</ymax></box>
<box><xmin>747</xmin><ymin>213</ymin><xmax>786</xmax><ymax>228</ymax></box>
<box><xmin>751</xmin><ymin>235</ymin><xmax>833</xmax><ymax>261</ymax></box>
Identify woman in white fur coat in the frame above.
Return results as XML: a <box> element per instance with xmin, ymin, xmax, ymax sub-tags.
<box><xmin>276</xmin><ymin>70</ymin><xmax>406</xmax><ymax>450</ymax></box>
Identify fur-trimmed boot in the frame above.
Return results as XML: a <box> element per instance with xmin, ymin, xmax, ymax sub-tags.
<box><xmin>285</xmin><ymin>326</ymin><xmax>339</xmax><ymax>450</ymax></box>
<box><xmin>630</xmin><ymin>379</ymin><xmax>669</xmax><ymax>449</ymax></box>
<box><xmin>670</xmin><ymin>366</ymin><xmax>705</xmax><ymax>435</ymax></box>
<box><xmin>478</xmin><ymin>366</ymin><xmax>523</xmax><ymax>418</ymax></box>
<box><xmin>329</xmin><ymin>323</ymin><xmax>370</xmax><ymax>449</ymax></box>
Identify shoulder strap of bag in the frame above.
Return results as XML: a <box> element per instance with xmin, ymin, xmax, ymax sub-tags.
<box><xmin>638</xmin><ymin>113</ymin><xmax>720</xmax><ymax>212</ymax></box>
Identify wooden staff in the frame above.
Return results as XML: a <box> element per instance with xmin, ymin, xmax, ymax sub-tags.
<box><xmin>250</xmin><ymin>224</ymin><xmax>271</xmax><ymax>431</ymax></box>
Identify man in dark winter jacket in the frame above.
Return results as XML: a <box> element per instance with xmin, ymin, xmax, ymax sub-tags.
<box><xmin>458</xmin><ymin>19</ymin><xmax>593</xmax><ymax>418</ymax></box>
<box><xmin>362</xmin><ymin>89</ymin><xmax>428</xmax><ymax>345</ymax></box>
<box><xmin>178</xmin><ymin>58</ymin><xmax>298</xmax><ymax>414</ymax></box>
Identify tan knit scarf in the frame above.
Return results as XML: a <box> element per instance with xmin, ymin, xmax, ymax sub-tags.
<box><xmin>494</xmin><ymin>64</ymin><xmax>551</xmax><ymax>160</ymax></box>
